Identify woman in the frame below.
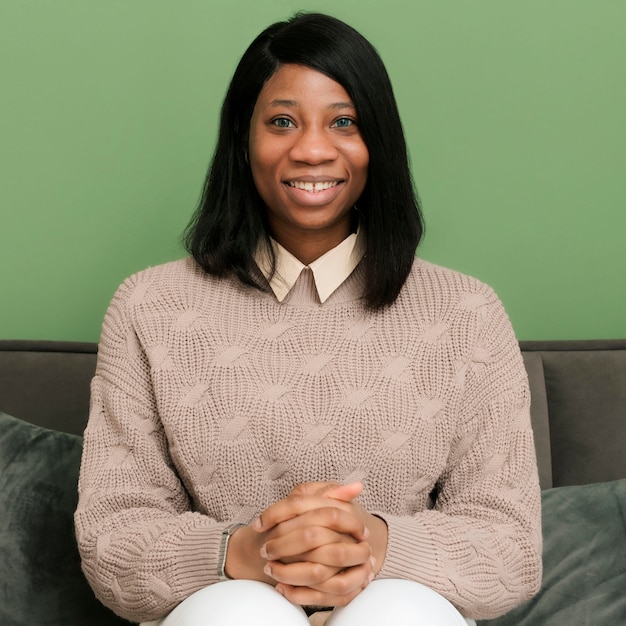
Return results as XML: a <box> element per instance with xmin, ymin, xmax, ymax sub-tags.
<box><xmin>75</xmin><ymin>13</ymin><xmax>542</xmax><ymax>626</ymax></box>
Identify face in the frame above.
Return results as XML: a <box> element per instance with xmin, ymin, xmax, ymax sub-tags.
<box><xmin>248</xmin><ymin>64</ymin><xmax>369</xmax><ymax>261</ymax></box>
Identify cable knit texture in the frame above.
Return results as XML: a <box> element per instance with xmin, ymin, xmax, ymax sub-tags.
<box><xmin>75</xmin><ymin>257</ymin><xmax>542</xmax><ymax>622</ymax></box>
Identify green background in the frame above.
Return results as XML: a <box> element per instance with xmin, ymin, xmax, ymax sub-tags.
<box><xmin>1</xmin><ymin>0</ymin><xmax>624</xmax><ymax>342</ymax></box>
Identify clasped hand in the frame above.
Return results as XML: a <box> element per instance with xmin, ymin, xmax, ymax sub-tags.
<box><xmin>247</xmin><ymin>481</ymin><xmax>387</xmax><ymax>607</ymax></box>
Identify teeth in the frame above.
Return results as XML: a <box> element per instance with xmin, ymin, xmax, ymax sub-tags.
<box><xmin>288</xmin><ymin>181</ymin><xmax>339</xmax><ymax>192</ymax></box>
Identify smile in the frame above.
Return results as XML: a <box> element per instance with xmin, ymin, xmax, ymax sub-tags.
<box><xmin>286</xmin><ymin>181</ymin><xmax>341</xmax><ymax>192</ymax></box>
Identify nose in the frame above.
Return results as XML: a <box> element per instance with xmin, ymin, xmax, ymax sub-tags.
<box><xmin>289</xmin><ymin>127</ymin><xmax>338</xmax><ymax>164</ymax></box>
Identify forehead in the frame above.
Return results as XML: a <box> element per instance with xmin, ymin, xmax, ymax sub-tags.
<box><xmin>254</xmin><ymin>64</ymin><xmax>354</xmax><ymax>109</ymax></box>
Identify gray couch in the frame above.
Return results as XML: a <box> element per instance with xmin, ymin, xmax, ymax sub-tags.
<box><xmin>1</xmin><ymin>339</ymin><xmax>625</xmax><ymax>625</ymax></box>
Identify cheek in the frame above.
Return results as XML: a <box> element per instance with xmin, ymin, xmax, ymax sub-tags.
<box><xmin>250</xmin><ymin>162</ymin><xmax>272</xmax><ymax>205</ymax></box>
<box><xmin>248</xmin><ymin>149</ymin><xmax>269</xmax><ymax>190</ymax></box>
<box><xmin>352</xmin><ymin>147</ymin><xmax>369</xmax><ymax>186</ymax></box>
<box><xmin>248</xmin><ymin>148</ymin><xmax>281</xmax><ymax>206</ymax></box>
<box><xmin>249</xmin><ymin>139</ymin><xmax>281</xmax><ymax>181</ymax></box>
<box><xmin>348</xmin><ymin>141</ymin><xmax>369</xmax><ymax>173</ymax></box>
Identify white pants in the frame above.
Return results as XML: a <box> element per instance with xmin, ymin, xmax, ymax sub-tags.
<box><xmin>141</xmin><ymin>579</ymin><xmax>476</xmax><ymax>626</ymax></box>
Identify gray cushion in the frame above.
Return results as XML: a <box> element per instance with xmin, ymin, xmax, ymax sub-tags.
<box><xmin>479</xmin><ymin>478</ymin><xmax>626</xmax><ymax>625</ymax></box>
<box><xmin>0</xmin><ymin>411</ymin><xmax>127</xmax><ymax>626</ymax></box>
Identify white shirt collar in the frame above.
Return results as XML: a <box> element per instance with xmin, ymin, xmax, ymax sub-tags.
<box><xmin>254</xmin><ymin>228</ymin><xmax>365</xmax><ymax>303</ymax></box>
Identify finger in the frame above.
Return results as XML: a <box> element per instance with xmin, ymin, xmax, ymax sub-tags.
<box><xmin>278</xmin><ymin>506</ymin><xmax>368</xmax><ymax>541</ymax></box>
<box><xmin>290</xmin><ymin>481</ymin><xmax>363</xmax><ymax>501</ymax></box>
<box><xmin>265</xmin><ymin>559</ymin><xmax>340</xmax><ymax>587</ymax></box>
<box><xmin>262</xmin><ymin>524</ymin><xmax>355</xmax><ymax>561</ymax></box>
<box><xmin>294</xmin><ymin>541</ymin><xmax>372</xmax><ymax>569</ymax></box>
<box><xmin>276</xmin><ymin>562</ymin><xmax>373</xmax><ymax>607</ymax></box>
<box><xmin>269</xmin><ymin>559</ymin><xmax>374</xmax><ymax>597</ymax></box>
<box><xmin>254</xmin><ymin>494</ymin><xmax>356</xmax><ymax>533</ymax></box>
<box><xmin>262</xmin><ymin>511</ymin><xmax>368</xmax><ymax>560</ymax></box>
<box><xmin>277</xmin><ymin>583</ymin><xmax>364</xmax><ymax>608</ymax></box>
<box><xmin>322</xmin><ymin>482</ymin><xmax>364</xmax><ymax>502</ymax></box>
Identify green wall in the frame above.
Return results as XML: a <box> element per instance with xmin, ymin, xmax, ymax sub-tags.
<box><xmin>1</xmin><ymin>0</ymin><xmax>625</xmax><ymax>341</ymax></box>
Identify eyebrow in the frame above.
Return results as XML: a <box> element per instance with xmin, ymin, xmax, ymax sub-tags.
<box><xmin>266</xmin><ymin>99</ymin><xmax>355</xmax><ymax>110</ymax></box>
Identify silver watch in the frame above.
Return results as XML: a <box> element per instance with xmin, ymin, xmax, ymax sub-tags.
<box><xmin>217</xmin><ymin>523</ymin><xmax>246</xmax><ymax>581</ymax></box>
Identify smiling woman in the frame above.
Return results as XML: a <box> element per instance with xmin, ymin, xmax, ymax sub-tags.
<box><xmin>74</xmin><ymin>12</ymin><xmax>541</xmax><ymax>626</ymax></box>
<box><xmin>183</xmin><ymin>12</ymin><xmax>422</xmax><ymax>310</ymax></box>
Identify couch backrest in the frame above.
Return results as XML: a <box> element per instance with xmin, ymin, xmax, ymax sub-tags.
<box><xmin>0</xmin><ymin>341</ymin><xmax>96</xmax><ymax>436</ymax></box>
<box><xmin>1</xmin><ymin>339</ymin><xmax>625</xmax><ymax>489</ymax></box>
<box><xmin>520</xmin><ymin>339</ymin><xmax>626</xmax><ymax>489</ymax></box>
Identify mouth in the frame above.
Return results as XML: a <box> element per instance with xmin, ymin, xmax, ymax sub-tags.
<box><xmin>286</xmin><ymin>180</ymin><xmax>343</xmax><ymax>193</ymax></box>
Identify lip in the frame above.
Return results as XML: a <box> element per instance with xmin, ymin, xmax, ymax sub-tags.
<box><xmin>283</xmin><ymin>175</ymin><xmax>344</xmax><ymax>183</ymax></box>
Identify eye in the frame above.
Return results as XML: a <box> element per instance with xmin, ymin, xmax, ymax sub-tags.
<box><xmin>333</xmin><ymin>117</ymin><xmax>355</xmax><ymax>128</ymax></box>
<box><xmin>271</xmin><ymin>117</ymin><xmax>294</xmax><ymax>129</ymax></box>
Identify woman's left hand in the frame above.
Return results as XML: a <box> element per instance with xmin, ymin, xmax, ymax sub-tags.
<box><xmin>252</xmin><ymin>482</ymin><xmax>388</xmax><ymax>606</ymax></box>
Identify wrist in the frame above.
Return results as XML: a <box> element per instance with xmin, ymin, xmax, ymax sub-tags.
<box><xmin>224</xmin><ymin>524</ymin><xmax>275</xmax><ymax>584</ymax></box>
<box><xmin>367</xmin><ymin>513</ymin><xmax>388</xmax><ymax>574</ymax></box>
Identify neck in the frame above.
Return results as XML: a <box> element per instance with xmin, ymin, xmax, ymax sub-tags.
<box><xmin>279</xmin><ymin>239</ymin><xmax>339</xmax><ymax>265</ymax></box>
<box><xmin>269</xmin><ymin>221</ymin><xmax>355</xmax><ymax>265</ymax></box>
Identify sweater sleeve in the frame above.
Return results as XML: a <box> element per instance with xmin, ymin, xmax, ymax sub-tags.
<box><xmin>75</xmin><ymin>275</ymin><xmax>227</xmax><ymax>623</ymax></box>
<box><xmin>374</xmin><ymin>290</ymin><xmax>542</xmax><ymax>620</ymax></box>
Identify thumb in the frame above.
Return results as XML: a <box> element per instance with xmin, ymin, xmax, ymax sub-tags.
<box><xmin>323</xmin><ymin>481</ymin><xmax>364</xmax><ymax>502</ymax></box>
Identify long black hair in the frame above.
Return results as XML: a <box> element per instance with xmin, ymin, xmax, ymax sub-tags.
<box><xmin>184</xmin><ymin>12</ymin><xmax>424</xmax><ymax>309</ymax></box>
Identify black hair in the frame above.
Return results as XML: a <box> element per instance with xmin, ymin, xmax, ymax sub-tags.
<box><xmin>184</xmin><ymin>12</ymin><xmax>424</xmax><ymax>308</ymax></box>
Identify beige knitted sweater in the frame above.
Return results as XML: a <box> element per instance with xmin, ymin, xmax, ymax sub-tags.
<box><xmin>75</xmin><ymin>257</ymin><xmax>541</xmax><ymax>622</ymax></box>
